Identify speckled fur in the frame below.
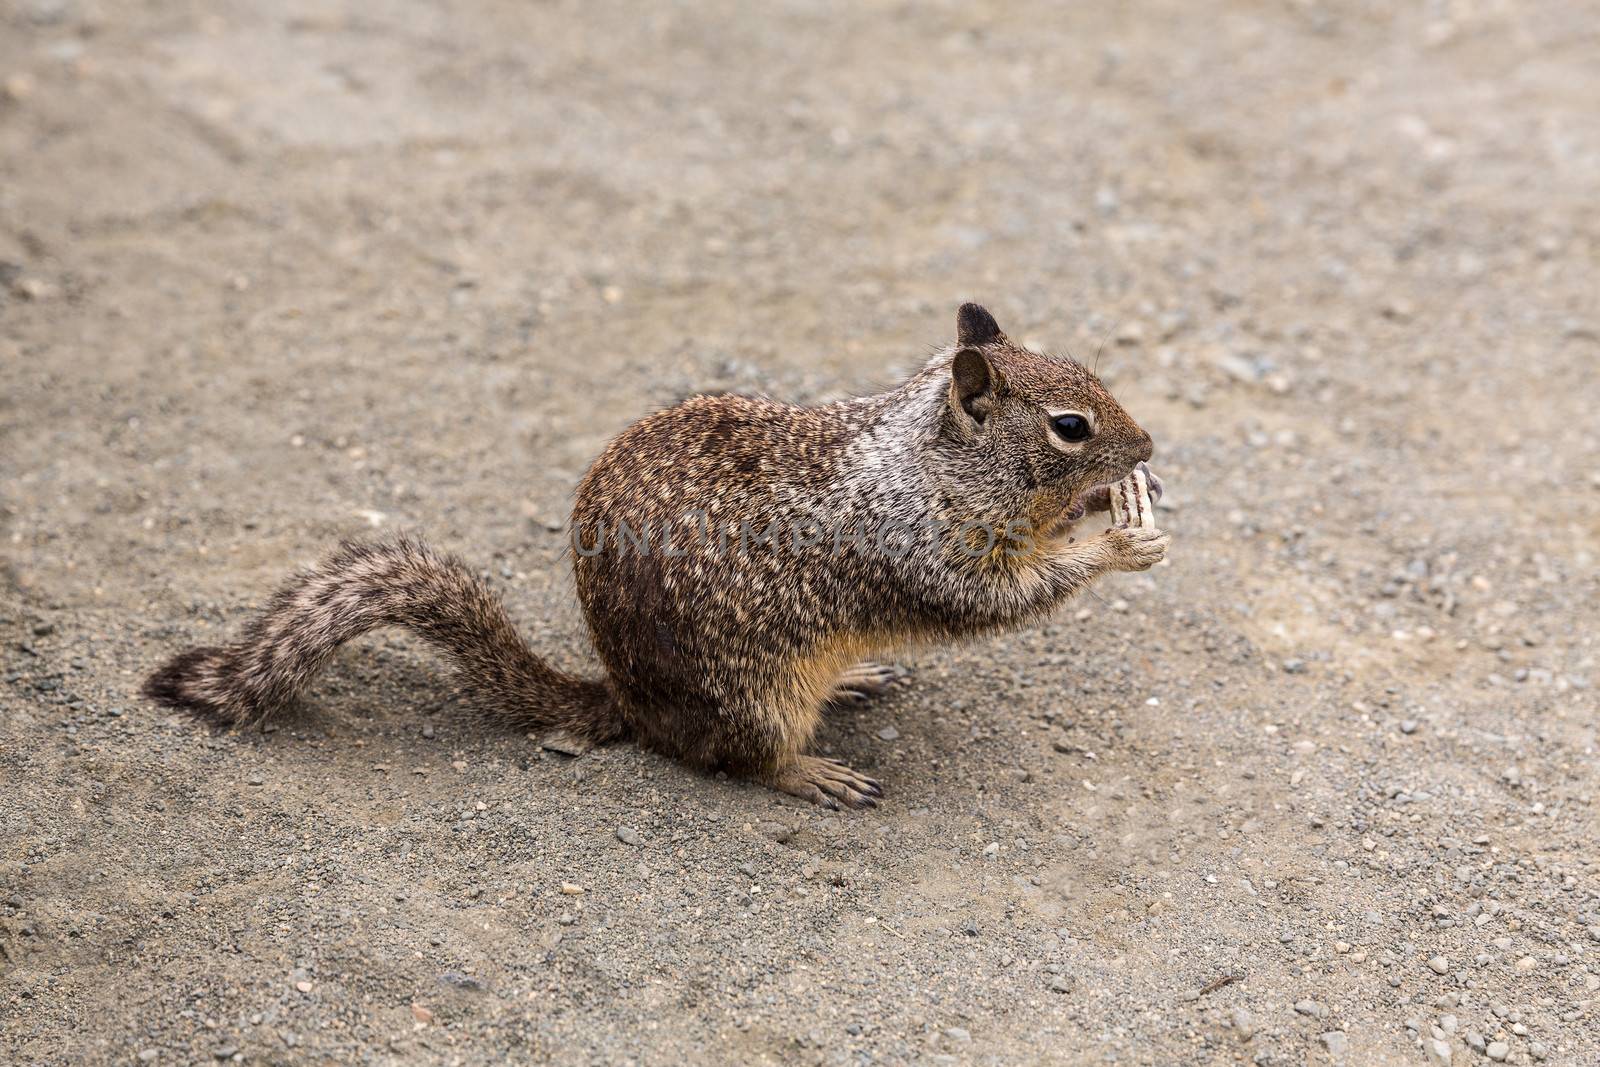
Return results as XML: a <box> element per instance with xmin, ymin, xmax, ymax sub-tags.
<box><xmin>144</xmin><ymin>538</ymin><xmax>618</xmax><ymax>741</ymax></box>
<box><xmin>145</xmin><ymin>305</ymin><xmax>1165</xmax><ymax>808</ymax></box>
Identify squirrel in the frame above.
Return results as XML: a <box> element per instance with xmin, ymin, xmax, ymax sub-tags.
<box><xmin>144</xmin><ymin>303</ymin><xmax>1168</xmax><ymax>810</ymax></box>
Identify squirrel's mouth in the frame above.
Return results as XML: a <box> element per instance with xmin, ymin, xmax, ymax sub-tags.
<box><xmin>1036</xmin><ymin>481</ymin><xmax>1114</xmax><ymax>541</ymax></box>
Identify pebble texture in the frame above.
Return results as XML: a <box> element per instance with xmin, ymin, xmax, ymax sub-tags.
<box><xmin>2</xmin><ymin>1</ymin><xmax>1599</xmax><ymax>1065</ymax></box>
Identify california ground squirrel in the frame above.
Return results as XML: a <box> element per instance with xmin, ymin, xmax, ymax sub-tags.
<box><xmin>145</xmin><ymin>304</ymin><xmax>1168</xmax><ymax>809</ymax></box>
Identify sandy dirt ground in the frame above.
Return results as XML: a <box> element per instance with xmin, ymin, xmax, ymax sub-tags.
<box><xmin>3</xmin><ymin>1</ymin><xmax>1599</xmax><ymax>1064</ymax></box>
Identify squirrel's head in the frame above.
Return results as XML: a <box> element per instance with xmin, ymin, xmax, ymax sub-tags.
<box><xmin>937</xmin><ymin>303</ymin><xmax>1154</xmax><ymax>529</ymax></box>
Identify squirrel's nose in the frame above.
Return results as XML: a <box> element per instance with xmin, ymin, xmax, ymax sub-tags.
<box><xmin>1134</xmin><ymin>430</ymin><xmax>1154</xmax><ymax>464</ymax></box>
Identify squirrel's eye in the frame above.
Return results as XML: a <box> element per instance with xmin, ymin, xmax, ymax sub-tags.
<box><xmin>1050</xmin><ymin>413</ymin><xmax>1092</xmax><ymax>442</ymax></box>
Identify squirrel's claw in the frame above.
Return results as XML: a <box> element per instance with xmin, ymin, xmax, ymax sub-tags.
<box><xmin>768</xmin><ymin>755</ymin><xmax>882</xmax><ymax>810</ymax></box>
<box><xmin>826</xmin><ymin>662</ymin><xmax>905</xmax><ymax>708</ymax></box>
<box><xmin>1138</xmin><ymin>461</ymin><xmax>1164</xmax><ymax>505</ymax></box>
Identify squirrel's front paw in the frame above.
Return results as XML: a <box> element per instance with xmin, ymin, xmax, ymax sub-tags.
<box><xmin>1100</xmin><ymin>524</ymin><xmax>1170</xmax><ymax>572</ymax></box>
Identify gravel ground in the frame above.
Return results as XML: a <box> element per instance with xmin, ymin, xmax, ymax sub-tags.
<box><xmin>3</xmin><ymin>2</ymin><xmax>1599</xmax><ymax>1065</ymax></box>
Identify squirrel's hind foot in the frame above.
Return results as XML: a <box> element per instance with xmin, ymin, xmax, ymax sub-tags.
<box><xmin>826</xmin><ymin>661</ymin><xmax>906</xmax><ymax>708</ymax></box>
<box><xmin>767</xmin><ymin>755</ymin><xmax>882</xmax><ymax>810</ymax></box>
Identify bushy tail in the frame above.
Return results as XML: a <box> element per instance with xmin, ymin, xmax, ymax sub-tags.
<box><xmin>143</xmin><ymin>537</ymin><xmax>622</xmax><ymax>742</ymax></box>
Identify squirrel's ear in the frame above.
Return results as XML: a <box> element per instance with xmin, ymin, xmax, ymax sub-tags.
<box><xmin>950</xmin><ymin>347</ymin><xmax>999</xmax><ymax>426</ymax></box>
<box><xmin>956</xmin><ymin>303</ymin><xmax>1003</xmax><ymax>346</ymax></box>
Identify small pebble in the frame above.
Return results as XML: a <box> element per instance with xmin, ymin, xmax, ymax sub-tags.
<box><xmin>541</xmin><ymin>733</ymin><xmax>587</xmax><ymax>757</ymax></box>
<box><xmin>3</xmin><ymin>72</ymin><xmax>36</xmax><ymax>101</ymax></box>
<box><xmin>616</xmin><ymin>826</ymin><xmax>643</xmax><ymax>846</ymax></box>
<box><xmin>437</xmin><ymin>971</ymin><xmax>485</xmax><ymax>992</ymax></box>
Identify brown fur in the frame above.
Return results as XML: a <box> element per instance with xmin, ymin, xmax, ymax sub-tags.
<box><xmin>143</xmin><ymin>538</ymin><xmax>620</xmax><ymax>742</ymax></box>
